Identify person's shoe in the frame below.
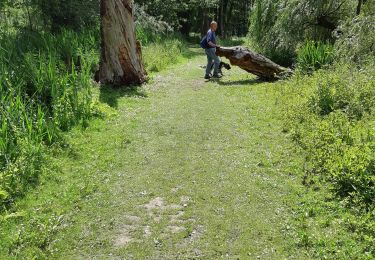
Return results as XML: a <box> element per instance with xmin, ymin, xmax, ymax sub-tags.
<box><xmin>212</xmin><ymin>74</ymin><xmax>222</xmax><ymax>79</ymax></box>
<box><xmin>204</xmin><ymin>75</ymin><xmax>211</xmax><ymax>79</ymax></box>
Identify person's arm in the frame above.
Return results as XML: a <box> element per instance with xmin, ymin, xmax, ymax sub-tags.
<box><xmin>208</xmin><ymin>41</ymin><xmax>220</xmax><ymax>48</ymax></box>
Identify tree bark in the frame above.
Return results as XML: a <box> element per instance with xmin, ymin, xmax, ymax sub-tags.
<box><xmin>216</xmin><ymin>46</ymin><xmax>289</xmax><ymax>80</ymax></box>
<box><xmin>99</xmin><ymin>0</ymin><xmax>147</xmax><ymax>86</ymax></box>
<box><xmin>356</xmin><ymin>0</ymin><xmax>363</xmax><ymax>15</ymax></box>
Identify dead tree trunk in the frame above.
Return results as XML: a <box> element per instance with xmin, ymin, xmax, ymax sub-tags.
<box><xmin>99</xmin><ymin>0</ymin><xmax>147</xmax><ymax>86</ymax></box>
<box><xmin>216</xmin><ymin>46</ymin><xmax>289</xmax><ymax>80</ymax></box>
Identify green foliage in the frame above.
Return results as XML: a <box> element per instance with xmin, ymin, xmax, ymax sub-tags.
<box><xmin>297</xmin><ymin>41</ymin><xmax>335</xmax><ymax>72</ymax></box>
<box><xmin>142</xmin><ymin>38</ymin><xmax>186</xmax><ymax>73</ymax></box>
<box><xmin>309</xmin><ymin>72</ymin><xmax>375</xmax><ymax>119</ymax></box>
<box><xmin>0</xmin><ymin>18</ymin><xmax>188</xmax><ymax>211</ymax></box>
<box><xmin>280</xmin><ymin>64</ymin><xmax>375</xmax><ymax>257</ymax></box>
<box><xmin>0</xmin><ymin>29</ymin><xmax>99</xmax><ymax>210</ymax></box>
<box><xmin>135</xmin><ymin>0</ymin><xmax>250</xmax><ymax>37</ymax></box>
<box><xmin>248</xmin><ymin>0</ymin><xmax>372</xmax><ymax>65</ymax></box>
<box><xmin>248</xmin><ymin>0</ymin><xmax>294</xmax><ymax>65</ymax></box>
<box><xmin>32</xmin><ymin>0</ymin><xmax>99</xmax><ymax>31</ymax></box>
<box><xmin>335</xmin><ymin>14</ymin><xmax>375</xmax><ymax>64</ymax></box>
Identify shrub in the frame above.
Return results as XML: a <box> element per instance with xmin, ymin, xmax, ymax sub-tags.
<box><xmin>280</xmin><ymin>64</ymin><xmax>375</xmax><ymax>257</ymax></box>
<box><xmin>134</xmin><ymin>4</ymin><xmax>173</xmax><ymax>45</ymax></box>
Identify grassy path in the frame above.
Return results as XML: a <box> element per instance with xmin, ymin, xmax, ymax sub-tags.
<box><xmin>2</xmin><ymin>49</ymin><xmax>308</xmax><ymax>258</ymax></box>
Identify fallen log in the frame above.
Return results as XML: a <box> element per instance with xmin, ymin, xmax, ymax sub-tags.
<box><xmin>216</xmin><ymin>46</ymin><xmax>290</xmax><ymax>80</ymax></box>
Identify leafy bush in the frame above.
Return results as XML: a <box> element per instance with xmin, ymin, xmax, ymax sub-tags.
<box><xmin>133</xmin><ymin>3</ymin><xmax>188</xmax><ymax>73</ymax></box>
<box><xmin>297</xmin><ymin>41</ymin><xmax>335</xmax><ymax>72</ymax></box>
<box><xmin>248</xmin><ymin>0</ymin><xmax>370</xmax><ymax>66</ymax></box>
<box><xmin>34</xmin><ymin>0</ymin><xmax>100</xmax><ymax>31</ymax></box>
<box><xmin>134</xmin><ymin>4</ymin><xmax>173</xmax><ymax>45</ymax></box>
<box><xmin>248</xmin><ymin>0</ymin><xmax>295</xmax><ymax>66</ymax></box>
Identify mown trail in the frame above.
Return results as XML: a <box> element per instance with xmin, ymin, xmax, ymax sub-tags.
<box><xmin>11</xmin><ymin>49</ymin><xmax>308</xmax><ymax>258</ymax></box>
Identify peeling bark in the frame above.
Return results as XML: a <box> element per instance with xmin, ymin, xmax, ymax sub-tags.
<box><xmin>216</xmin><ymin>46</ymin><xmax>289</xmax><ymax>80</ymax></box>
<box><xmin>99</xmin><ymin>0</ymin><xmax>147</xmax><ymax>86</ymax></box>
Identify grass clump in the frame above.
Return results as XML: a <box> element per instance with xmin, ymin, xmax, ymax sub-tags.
<box><xmin>142</xmin><ymin>38</ymin><xmax>186</xmax><ymax>73</ymax></box>
<box><xmin>297</xmin><ymin>41</ymin><xmax>335</xmax><ymax>73</ymax></box>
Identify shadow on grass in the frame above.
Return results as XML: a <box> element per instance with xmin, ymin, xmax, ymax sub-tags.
<box><xmin>216</xmin><ymin>78</ymin><xmax>264</xmax><ymax>86</ymax></box>
<box><xmin>99</xmin><ymin>85</ymin><xmax>147</xmax><ymax>109</ymax></box>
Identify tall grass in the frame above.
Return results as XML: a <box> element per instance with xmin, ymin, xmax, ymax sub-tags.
<box><xmin>0</xmin><ymin>29</ymin><xmax>99</xmax><ymax>209</ymax></box>
<box><xmin>0</xmin><ymin>27</ymin><xmax>189</xmax><ymax>210</ymax></box>
<box><xmin>135</xmin><ymin>25</ymin><xmax>189</xmax><ymax>74</ymax></box>
<box><xmin>297</xmin><ymin>41</ymin><xmax>335</xmax><ymax>72</ymax></box>
<box><xmin>142</xmin><ymin>38</ymin><xmax>185</xmax><ymax>73</ymax></box>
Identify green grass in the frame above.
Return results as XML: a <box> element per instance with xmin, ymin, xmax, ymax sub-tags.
<box><xmin>142</xmin><ymin>38</ymin><xmax>187</xmax><ymax>73</ymax></box>
<box><xmin>276</xmin><ymin>64</ymin><xmax>375</xmax><ymax>259</ymax></box>
<box><xmin>0</xmin><ymin>28</ymin><xmax>189</xmax><ymax>212</ymax></box>
<box><xmin>1</xmin><ymin>47</ymin><xmax>372</xmax><ymax>259</ymax></box>
<box><xmin>1</xmin><ymin>49</ymin><xmax>310</xmax><ymax>258</ymax></box>
<box><xmin>0</xmin><ymin>29</ymin><xmax>99</xmax><ymax>210</ymax></box>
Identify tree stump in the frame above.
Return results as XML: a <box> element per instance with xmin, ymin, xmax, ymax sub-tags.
<box><xmin>99</xmin><ymin>0</ymin><xmax>147</xmax><ymax>86</ymax></box>
<box><xmin>216</xmin><ymin>46</ymin><xmax>289</xmax><ymax>80</ymax></box>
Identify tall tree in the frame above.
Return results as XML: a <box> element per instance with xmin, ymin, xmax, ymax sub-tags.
<box><xmin>99</xmin><ymin>0</ymin><xmax>147</xmax><ymax>86</ymax></box>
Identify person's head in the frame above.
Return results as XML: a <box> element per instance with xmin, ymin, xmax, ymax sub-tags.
<box><xmin>210</xmin><ymin>21</ymin><xmax>218</xmax><ymax>32</ymax></box>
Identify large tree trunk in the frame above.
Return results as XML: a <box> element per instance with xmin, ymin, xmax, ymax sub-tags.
<box><xmin>216</xmin><ymin>46</ymin><xmax>289</xmax><ymax>80</ymax></box>
<box><xmin>99</xmin><ymin>0</ymin><xmax>147</xmax><ymax>86</ymax></box>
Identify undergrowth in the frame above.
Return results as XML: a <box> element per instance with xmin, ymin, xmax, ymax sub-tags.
<box><xmin>279</xmin><ymin>63</ymin><xmax>375</xmax><ymax>258</ymax></box>
<box><xmin>0</xmin><ymin>27</ymin><xmax>189</xmax><ymax>212</ymax></box>
<box><xmin>142</xmin><ymin>38</ymin><xmax>186</xmax><ymax>73</ymax></box>
<box><xmin>0</xmin><ymin>29</ymin><xmax>99</xmax><ymax>210</ymax></box>
<box><xmin>297</xmin><ymin>41</ymin><xmax>335</xmax><ymax>73</ymax></box>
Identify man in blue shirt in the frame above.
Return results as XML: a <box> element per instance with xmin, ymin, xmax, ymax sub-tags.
<box><xmin>200</xmin><ymin>21</ymin><xmax>221</xmax><ymax>79</ymax></box>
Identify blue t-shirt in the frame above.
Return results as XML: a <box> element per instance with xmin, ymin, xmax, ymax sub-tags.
<box><xmin>206</xmin><ymin>29</ymin><xmax>216</xmax><ymax>47</ymax></box>
<box><xmin>200</xmin><ymin>29</ymin><xmax>216</xmax><ymax>49</ymax></box>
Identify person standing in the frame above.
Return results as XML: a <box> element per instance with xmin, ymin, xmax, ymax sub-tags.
<box><xmin>200</xmin><ymin>21</ymin><xmax>221</xmax><ymax>79</ymax></box>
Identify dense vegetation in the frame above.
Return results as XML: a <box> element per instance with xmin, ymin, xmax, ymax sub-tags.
<box><xmin>0</xmin><ymin>0</ymin><xmax>374</xmax><ymax>258</ymax></box>
<box><xmin>255</xmin><ymin>1</ymin><xmax>374</xmax><ymax>257</ymax></box>
<box><xmin>0</xmin><ymin>30</ymin><xmax>97</xmax><ymax>208</ymax></box>
<box><xmin>279</xmin><ymin>64</ymin><xmax>375</xmax><ymax>258</ymax></box>
<box><xmin>0</xmin><ymin>1</ymin><xmax>188</xmax><ymax>210</ymax></box>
